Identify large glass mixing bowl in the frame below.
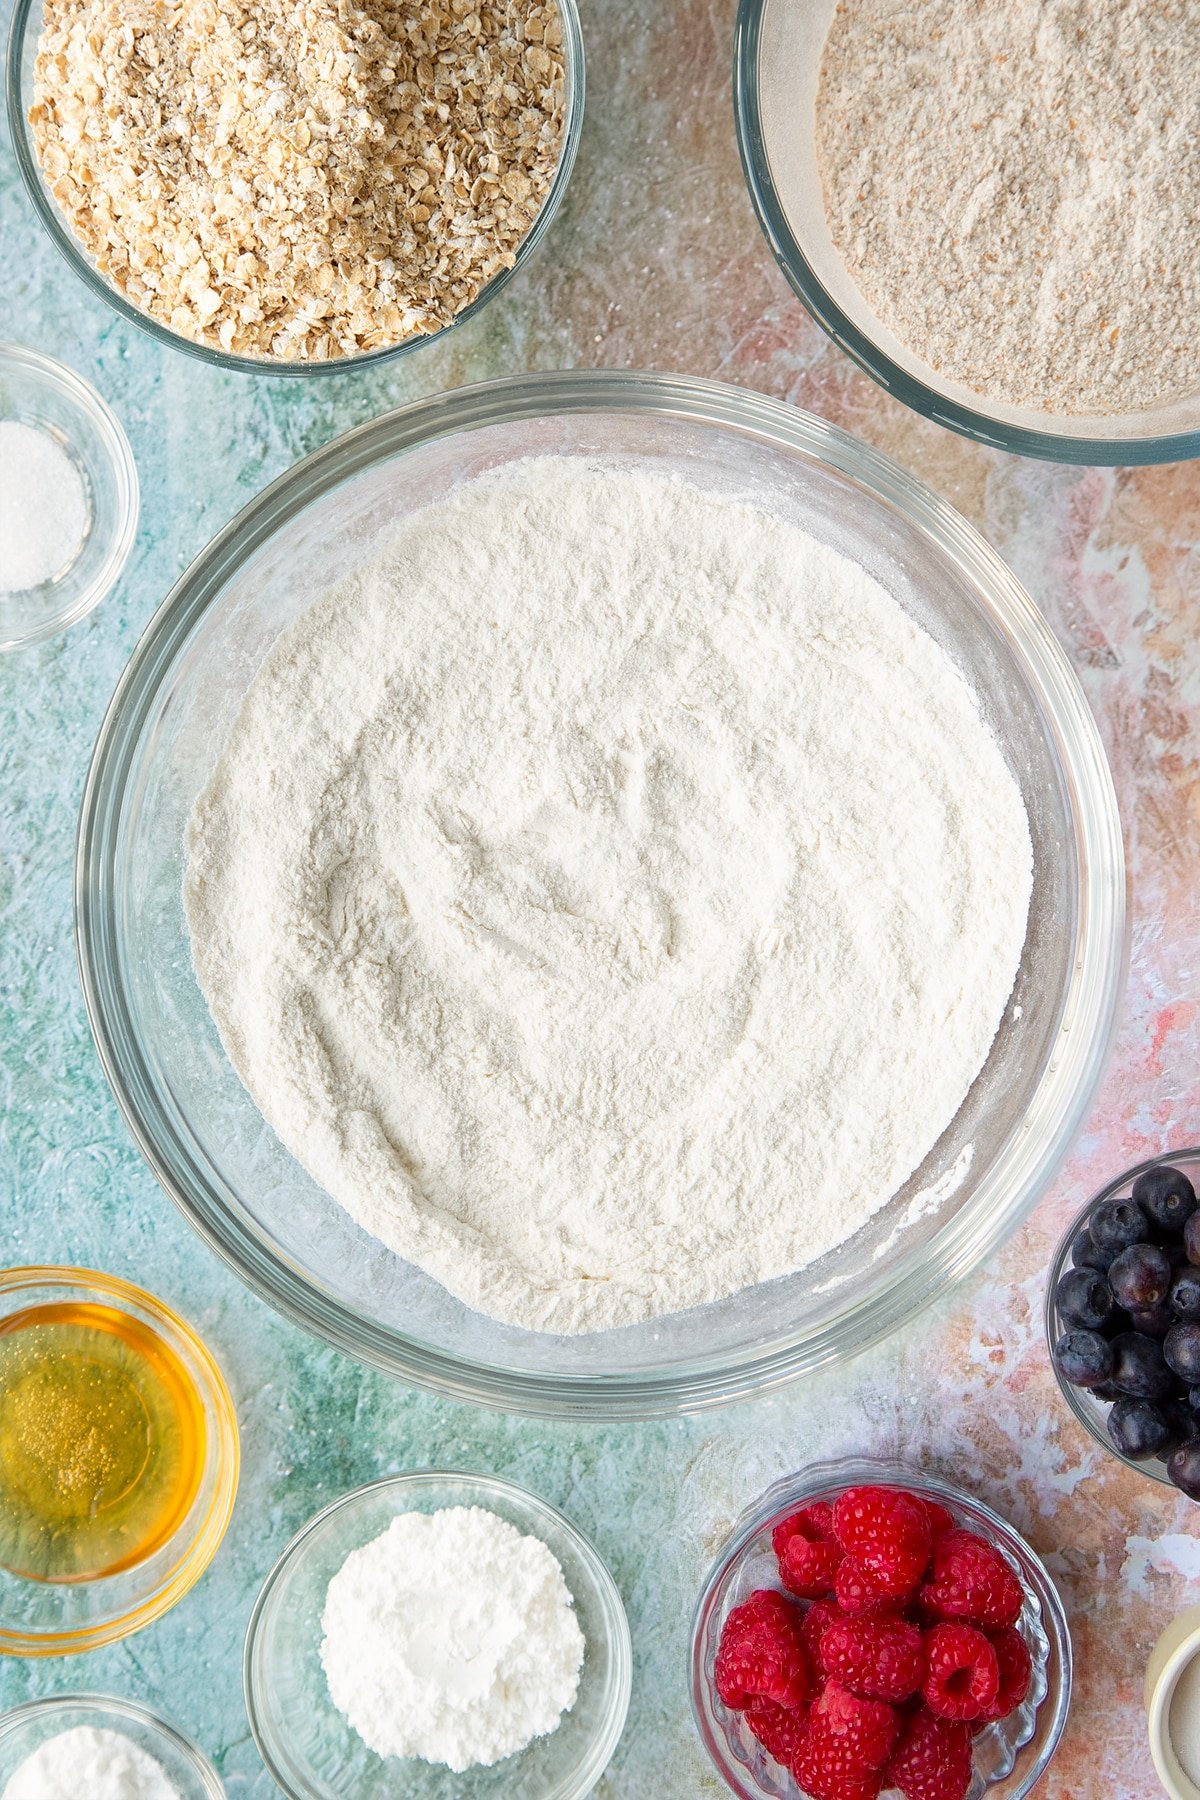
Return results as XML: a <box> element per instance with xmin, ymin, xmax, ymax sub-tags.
<box><xmin>76</xmin><ymin>371</ymin><xmax>1126</xmax><ymax>1418</ymax></box>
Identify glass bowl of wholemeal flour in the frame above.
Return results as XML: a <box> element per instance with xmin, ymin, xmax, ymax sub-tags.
<box><xmin>243</xmin><ymin>1472</ymin><xmax>631</xmax><ymax>1799</ymax></box>
<box><xmin>75</xmin><ymin>370</ymin><xmax>1125</xmax><ymax>1418</ymax></box>
<box><xmin>6</xmin><ymin>0</ymin><xmax>583</xmax><ymax>373</ymax></box>
<box><xmin>735</xmin><ymin>0</ymin><xmax>1200</xmax><ymax>463</ymax></box>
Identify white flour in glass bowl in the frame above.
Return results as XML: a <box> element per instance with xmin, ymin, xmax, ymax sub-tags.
<box><xmin>183</xmin><ymin>456</ymin><xmax>1032</xmax><ymax>1335</ymax></box>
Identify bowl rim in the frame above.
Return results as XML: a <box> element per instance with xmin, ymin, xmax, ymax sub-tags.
<box><xmin>0</xmin><ymin>340</ymin><xmax>139</xmax><ymax>650</ymax></box>
<box><xmin>689</xmin><ymin>1455</ymin><xmax>1073</xmax><ymax>1800</ymax></box>
<box><xmin>241</xmin><ymin>1468</ymin><xmax>632</xmax><ymax>1800</ymax></box>
<box><xmin>1145</xmin><ymin>1606</ymin><xmax>1200</xmax><ymax>1800</ymax></box>
<box><xmin>732</xmin><ymin>0</ymin><xmax>1200</xmax><ymax>467</ymax></box>
<box><xmin>0</xmin><ymin>1265</ymin><xmax>240</xmax><ymax>1655</ymax></box>
<box><xmin>1044</xmin><ymin>1148</ymin><xmax>1200</xmax><ymax>1490</ymax></box>
<box><xmin>75</xmin><ymin>367</ymin><xmax>1126</xmax><ymax>1419</ymax></box>
<box><xmin>0</xmin><ymin>1691</ymin><xmax>225</xmax><ymax>1797</ymax></box>
<box><xmin>5</xmin><ymin>0</ymin><xmax>585</xmax><ymax>377</ymax></box>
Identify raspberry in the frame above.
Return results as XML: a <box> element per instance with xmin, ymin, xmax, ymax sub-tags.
<box><xmin>819</xmin><ymin>1614</ymin><xmax>926</xmax><ymax>1703</ymax></box>
<box><xmin>883</xmin><ymin>1709</ymin><xmax>973</xmax><ymax>1800</ymax></box>
<box><xmin>812</xmin><ymin>1680</ymin><xmax>899</xmax><ymax>1766</ymax></box>
<box><xmin>922</xmin><ymin>1500</ymin><xmax>956</xmax><ymax>1541</ymax></box>
<box><xmin>715</xmin><ymin>1591</ymin><xmax>812</xmax><ymax>1711</ymax></box>
<box><xmin>980</xmin><ymin>1625</ymin><xmax>1032</xmax><ymax>1719</ymax></box>
<box><xmin>834</xmin><ymin>1556</ymin><xmax>899</xmax><ymax>1616</ymax></box>
<box><xmin>832</xmin><ymin>1486</ymin><xmax>932</xmax><ymax>1598</ymax></box>
<box><xmin>778</xmin><ymin>1504</ymin><xmax>845</xmax><ymax>1598</ymax></box>
<box><xmin>919</xmin><ymin>1530</ymin><xmax>1024</xmax><ymax>1630</ymax></box>
<box><xmin>791</xmin><ymin>1726</ymin><xmax>883</xmax><ymax>1800</ymax></box>
<box><xmin>791</xmin><ymin>1731</ymin><xmax>883</xmax><ymax>1800</ymax></box>
<box><xmin>745</xmin><ymin>1696</ymin><xmax>808</xmax><ymax>1765</ymax></box>
<box><xmin>922</xmin><ymin>1622</ymin><xmax>1000</xmax><ymax>1721</ymax></box>
<box><xmin>792</xmin><ymin>1683</ymin><xmax>898</xmax><ymax>1800</ymax></box>
<box><xmin>801</xmin><ymin>1597</ymin><xmax>844</xmax><ymax>1667</ymax></box>
<box><xmin>773</xmin><ymin>1501</ymin><xmax>836</xmax><ymax>1557</ymax></box>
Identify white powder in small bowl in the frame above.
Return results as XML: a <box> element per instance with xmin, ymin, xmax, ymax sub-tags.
<box><xmin>320</xmin><ymin>1506</ymin><xmax>585</xmax><ymax>1773</ymax></box>
<box><xmin>0</xmin><ymin>421</ymin><xmax>88</xmax><ymax>594</ymax></box>
<box><xmin>0</xmin><ymin>1726</ymin><xmax>182</xmax><ymax>1800</ymax></box>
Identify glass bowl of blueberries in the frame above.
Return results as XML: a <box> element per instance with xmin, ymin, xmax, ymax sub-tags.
<box><xmin>1047</xmin><ymin>1150</ymin><xmax>1200</xmax><ymax>1497</ymax></box>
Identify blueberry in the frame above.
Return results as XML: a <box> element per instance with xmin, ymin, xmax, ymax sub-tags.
<box><xmin>1092</xmin><ymin>1380</ymin><xmax>1124</xmax><ymax>1402</ymax></box>
<box><xmin>1168</xmin><ymin>1441</ymin><xmax>1200</xmax><ymax>1501</ymax></box>
<box><xmin>1188</xmin><ymin>1385</ymin><xmax>1200</xmax><ymax>1412</ymax></box>
<box><xmin>1108</xmin><ymin>1398</ymin><xmax>1171</xmax><ymax>1459</ymax></box>
<box><xmin>1054</xmin><ymin>1267</ymin><xmax>1115</xmax><ymax>1331</ymax></box>
<box><xmin>1186</xmin><ymin>1211</ymin><xmax>1200</xmax><ymax>1268</ymax></box>
<box><xmin>1109</xmin><ymin>1331</ymin><xmax>1173</xmax><ymax>1398</ymax></box>
<box><xmin>1165</xmin><ymin>1324</ymin><xmax>1200</xmax><ymax>1383</ymax></box>
<box><xmin>1127</xmin><ymin>1301</ymin><xmax>1175</xmax><ymax>1340</ymax></box>
<box><xmin>1089</xmin><ymin>1198</ymin><xmax>1150</xmax><ymax>1257</ymax></box>
<box><xmin>1052</xmin><ymin>1329</ymin><xmax>1115</xmax><ymax>1389</ymax></box>
<box><xmin>1157</xmin><ymin>1396</ymin><xmax>1198</xmax><ymax>1456</ymax></box>
<box><xmin>1108</xmin><ymin>1243</ymin><xmax>1172</xmax><ymax>1311</ymax></box>
<box><xmin>1070</xmin><ymin>1226</ymin><xmax>1115</xmax><ymax>1272</ymax></box>
<box><xmin>1132</xmin><ymin>1164</ymin><xmax>1197</xmax><ymax>1235</ymax></box>
<box><xmin>1172</xmin><ymin>1273</ymin><xmax>1200</xmax><ymax>1320</ymax></box>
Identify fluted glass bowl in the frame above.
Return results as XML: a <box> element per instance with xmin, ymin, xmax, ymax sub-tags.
<box><xmin>734</xmin><ymin>0</ymin><xmax>1200</xmax><ymax>464</ymax></box>
<box><xmin>0</xmin><ymin>1268</ymin><xmax>239</xmax><ymax>1656</ymax></box>
<box><xmin>5</xmin><ymin>0</ymin><xmax>583</xmax><ymax>376</ymax></box>
<box><xmin>0</xmin><ymin>1694</ymin><xmax>224</xmax><ymax>1798</ymax></box>
<box><xmin>1046</xmin><ymin>1149</ymin><xmax>1200</xmax><ymax>1489</ymax></box>
<box><xmin>690</xmin><ymin>1458</ymin><xmax>1072</xmax><ymax>1799</ymax></box>
<box><xmin>243</xmin><ymin>1472</ymin><xmax>631</xmax><ymax>1800</ymax></box>
<box><xmin>76</xmin><ymin>370</ymin><xmax>1125</xmax><ymax>1418</ymax></box>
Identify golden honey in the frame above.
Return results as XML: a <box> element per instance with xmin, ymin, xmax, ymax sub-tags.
<box><xmin>0</xmin><ymin>1300</ymin><xmax>207</xmax><ymax>1583</ymax></box>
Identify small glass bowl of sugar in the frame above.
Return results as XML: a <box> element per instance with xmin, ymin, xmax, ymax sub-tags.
<box><xmin>0</xmin><ymin>343</ymin><xmax>138</xmax><ymax>651</ymax></box>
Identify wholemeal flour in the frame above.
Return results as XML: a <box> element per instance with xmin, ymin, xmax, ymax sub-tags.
<box><xmin>184</xmin><ymin>457</ymin><xmax>1032</xmax><ymax>1335</ymax></box>
<box><xmin>813</xmin><ymin>0</ymin><xmax>1200</xmax><ymax>415</ymax></box>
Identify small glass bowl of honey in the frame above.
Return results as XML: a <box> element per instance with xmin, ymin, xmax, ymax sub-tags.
<box><xmin>0</xmin><ymin>1267</ymin><xmax>239</xmax><ymax>1655</ymax></box>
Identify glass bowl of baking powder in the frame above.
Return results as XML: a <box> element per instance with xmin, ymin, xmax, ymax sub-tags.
<box><xmin>735</xmin><ymin>0</ymin><xmax>1200</xmax><ymax>464</ymax></box>
<box><xmin>0</xmin><ymin>1693</ymin><xmax>224</xmax><ymax>1799</ymax></box>
<box><xmin>243</xmin><ymin>1470</ymin><xmax>631</xmax><ymax>1800</ymax></box>
<box><xmin>76</xmin><ymin>369</ymin><xmax>1125</xmax><ymax>1417</ymax></box>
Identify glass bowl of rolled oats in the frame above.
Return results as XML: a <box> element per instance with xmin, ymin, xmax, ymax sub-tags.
<box><xmin>6</xmin><ymin>0</ymin><xmax>583</xmax><ymax>372</ymax></box>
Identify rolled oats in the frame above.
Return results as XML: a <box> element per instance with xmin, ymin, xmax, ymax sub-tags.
<box><xmin>30</xmin><ymin>0</ymin><xmax>566</xmax><ymax>361</ymax></box>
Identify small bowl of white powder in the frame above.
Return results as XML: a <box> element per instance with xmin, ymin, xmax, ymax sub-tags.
<box><xmin>735</xmin><ymin>0</ymin><xmax>1200</xmax><ymax>462</ymax></box>
<box><xmin>0</xmin><ymin>1693</ymin><xmax>223</xmax><ymax>1800</ymax></box>
<box><xmin>243</xmin><ymin>1470</ymin><xmax>631</xmax><ymax>1799</ymax></box>
<box><xmin>0</xmin><ymin>343</ymin><xmax>138</xmax><ymax>650</ymax></box>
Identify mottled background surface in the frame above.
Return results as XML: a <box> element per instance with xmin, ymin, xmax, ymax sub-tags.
<box><xmin>0</xmin><ymin>0</ymin><xmax>1195</xmax><ymax>1794</ymax></box>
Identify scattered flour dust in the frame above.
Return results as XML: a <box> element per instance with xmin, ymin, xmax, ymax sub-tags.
<box><xmin>319</xmin><ymin>1506</ymin><xmax>584</xmax><ymax>1771</ymax></box>
<box><xmin>0</xmin><ymin>1727</ymin><xmax>182</xmax><ymax>1800</ymax></box>
<box><xmin>184</xmin><ymin>456</ymin><xmax>1032</xmax><ymax>1335</ymax></box>
<box><xmin>813</xmin><ymin>0</ymin><xmax>1200</xmax><ymax>414</ymax></box>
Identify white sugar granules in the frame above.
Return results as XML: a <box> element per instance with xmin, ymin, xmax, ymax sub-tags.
<box><xmin>320</xmin><ymin>1507</ymin><xmax>584</xmax><ymax>1772</ymax></box>
<box><xmin>184</xmin><ymin>456</ymin><xmax>1032</xmax><ymax>1336</ymax></box>
<box><xmin>811</xmin><ymin>0</ymin><xmax>1200</xmax><ymax>415</ymax></box>
<box><xmin>1</xmin><ymin>1727</ymin><xmax>182</xmax><ymax>1800</ymax></box>
<box><xmin>0</xmin><ymin>422</ymin><xmax>88</xmax><ymax>593</ymax></box>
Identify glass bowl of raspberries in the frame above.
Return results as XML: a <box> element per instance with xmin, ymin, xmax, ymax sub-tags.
<box><xmin>1047</xmin><ymin>1150</ymin><xmax>1200</xmax><ymax>1497</ymax></box>
<box><xmin>690</xmin><ymin>1460</ymin><xmax>1070</xmax><ymax>1800</ymax></box>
